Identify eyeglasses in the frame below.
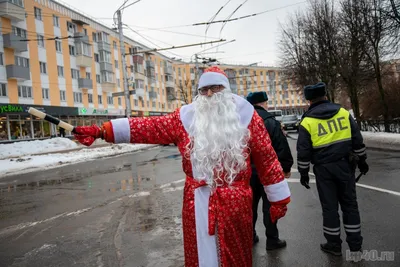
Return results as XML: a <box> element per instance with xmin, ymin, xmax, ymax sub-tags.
<box><xmin>198</xmin><ymin>85</ymin><xmax>224</xmax><ymax>95</ymax></box>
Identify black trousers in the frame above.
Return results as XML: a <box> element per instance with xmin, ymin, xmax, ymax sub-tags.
<box><xmin>250</xmin><ymin>173</ymin><xmax>279</xmax><ymax>242</ymax></box>
<box><xmin>314</xmin><ymin>159</ymin><xmax>363</xmax><ymax>251</ymax></box>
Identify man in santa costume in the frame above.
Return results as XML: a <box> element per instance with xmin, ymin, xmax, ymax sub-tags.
<box><xmin>73</xmin><ymin>66</ymin><xmax>291</xmax><ymax>267</ymax></box>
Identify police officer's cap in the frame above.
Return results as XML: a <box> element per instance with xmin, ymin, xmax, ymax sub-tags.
<box><xmin>304</xmin><ymin>82</ymin><xmax>327</xmax><ymax>100</ymax></box>
<box><xmin>246</xmin><ymin>91</ymin><xmax>268</xmax><ymax>105</ymax></box>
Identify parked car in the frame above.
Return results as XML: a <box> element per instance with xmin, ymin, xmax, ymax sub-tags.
<box><xmin>281</xmin><ymin>115</ymin><xmax>299</xmax><ymax>131</ymax></box>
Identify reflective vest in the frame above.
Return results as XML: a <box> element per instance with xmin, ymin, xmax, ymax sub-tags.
<box><xmin>300</xmin><ymin>108</ymin><xmax>352</xmax><ymax>149</ymax></box>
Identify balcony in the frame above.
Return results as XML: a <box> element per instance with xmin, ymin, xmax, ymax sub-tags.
<box><xmin>98</xmin><ymin>41</ymin><xmax>111</xmax><ymax>52</ymax></box>
<box><xmin>100</xmin><ymin>62</ymin><xmax>113</xmax><ymax>72</ymax></box>
<box><xmin>148</xmin><ymin>91</ymin><xmax>157</xmax><ymax>99</ymax></box>
<box><xmin>146</xmin><ymin>60</ymin><xmax>155</xmax><ymax>69</ymax></box>
<box><xmin>76</xmin><ymin>55</ymin><xmax>92</xmax><ymax>68</ymax></box>
<box><xmin>165</xmin><ymin>80</ymin><xmax>174</xmax><ymax>88</ymax></box>
<box><xmin>101</xmin><ymin>81</ymin><xmax>115</xmax><ymax>92</ymax></box>
<box><xmin>0</xmin><ymin>1</ymin><xmax>26</xmax><ymax>21</ymax></box>
<box><xmin>165</xmin><ymin>66</ymin><xmax>173</xmax><ymax>75</ymax></box>
<box><xmin>3</xmin><ymin>33</ymin><xmax>28</xmax><ymax>52</ymax></box>
<box><xmin>78</xmin><ymin>78</ymin><xmax>93</xmax><ymax>89</ymax></box>
<box><xmin>6</xmin><ymin>64</ymin><xmax>30</xmax><ymax>80</ymax></box>
<box><xmin>166</xmin><ymin>86</ymin><xmax>176</xmax><ymax>101</ymax></box>
<box><xmin>135</xmin><ymin>88</ymin><xmax>145</xmax><ymax>97</ymax></box>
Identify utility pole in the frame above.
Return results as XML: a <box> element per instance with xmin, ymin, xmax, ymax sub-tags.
<box><xmin>117</xmin><ymin>9</ymin><xmax>131</xmax><ymax>118</ymax></box>
<box><xmin>193</xmin><ymin>54</ymin><xmax>199</xmax><ymax>99</ymax></box>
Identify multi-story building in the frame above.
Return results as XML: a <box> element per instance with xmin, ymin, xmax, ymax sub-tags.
<box><xmin>172</xmin><ymin>62</ymin><xmax>308</xmax><ymax>114</ymax></box>
<box><xmin>0</xmin><ymin>0</ymin><xmax>307</xmax><ymax>142</ymax></box>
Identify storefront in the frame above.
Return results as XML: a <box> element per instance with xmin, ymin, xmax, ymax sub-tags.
<box><xmin>0</xmin><ymin>104</ymin><xmax>78</xmax><ymax>142</ymax></box>
<box><xmin>77</xmin><ymin>107</ymin><xmax>125</xmax><ymax>127</ymax></box>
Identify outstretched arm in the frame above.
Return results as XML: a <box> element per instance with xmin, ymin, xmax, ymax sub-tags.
<box><xmin>74</xmin><ymin>109</ymin><xmax>182</xmax><ymax>146</ymax></box>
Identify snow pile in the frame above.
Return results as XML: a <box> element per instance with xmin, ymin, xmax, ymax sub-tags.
<box><xmin>0</xmin><ymin>138</ymin><xmax>79</xmax><ymax>160</ymax></box>
<box><xmin>362</xmin><ymin>131</ymin><xmax>400</xmax><ymax>150</ymax></box>
<box><xmin>0</xmin><ymin>144</ymin><xmax>158</xmax><ymax>177</ymax></box>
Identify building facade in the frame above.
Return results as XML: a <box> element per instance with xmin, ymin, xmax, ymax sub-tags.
<box><xmin>0</xmin><ymin>0</ymin><xmax>307</xmax><ymax>142</ymax></box>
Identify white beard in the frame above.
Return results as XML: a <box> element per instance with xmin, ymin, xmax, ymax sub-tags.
<box><xmin>186</xmin><ymin>90</ymin><xmax>251</xmax><ymax>187</ymax></box>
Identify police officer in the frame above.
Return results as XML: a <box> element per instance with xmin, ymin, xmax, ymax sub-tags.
<box><xmin>297</xmin><ymin>82</ymin><xmax>369</xmax><ymax>256</ymax></box>
<box><xmin>247</xmin><ymin>92</ymin><xmax>294</xmax><ymax>250</ymax></box>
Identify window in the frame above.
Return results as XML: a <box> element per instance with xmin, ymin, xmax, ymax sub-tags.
<box><xmin>15</xmin><ymin>56</ymin><xmax>29</xmax><ymax>68</ymax></box>
<box><xmin>98</xmin><ymin>95</ymin><xmax>102</xmax><ymax>104</ymax></box>
<box><xmin>18</xmin><ymin>86</ymin><xmax>32</xmax><ymax>98</ymax></box>
<box><xmin>86</xmin><ymin>72</ymin><xmax>91</xmax><ymax>79</ymax></box>
<box><xmin>83</xmin><ymin>28</ymin><xmax>88</xmax><ymax>36</ymax></box>
<box><xmin>99</xmin><ymin>51</ymin><xmax>111</xmax><ymax>63</ymax></box>
<box><xmin>55</xmin><ymin>40</ymin><xmax>62</xmax><ymax>52</ymax></box>
<box><xmin>113</xmin><ymin>41</ymin><xmax>117</xmax><ymax>49</ymax></box>
<box><xmin>37</xmin><ymin>34</ymin><xmax>45</xmax><ymax>48</ymax></box>
<box><xmin>39</xmin><ymin>62</ymin><xmax>47</xmax><ymax>74</ymax></box>
<box><xmin>0</xmin><ymin>52</ymin><xmax>3</xmax><ymax>65</ymax></box>
<box><xmin>9</xmin><ymin>0</ymin><xmax>24</xmax><ymax>7</ymax></box>
<box><xmin>60</xmin><ymin>90</ymin><xmax>66</xmax><ymax>101</ymax></box>
<box><xmin>118</xmin><ymin>97</ymin><xmax>121</xmax><ymax>106</ymax></box>
<box><xmin>101</xmin><ymin>71</ymin><xmax>114</xmax><ymax>83</ymax></box>
<box><xmin>73</xmin><ymin>92</ymin><xmax>82</xmax><ymax>103</ymax></box>
<box><xmin>12</xmin><ymin>26</ymin><xmax>27</xmax><ymax>38</ymax></box>
<box><xmin>94</xmin><ymin>53</ymin><xmax>99</xmax><ymax>62</ymax></box>
<box><xmin>57</xmin><ymin>66</ymin><xmax>64</xmax><ymax>77</ymax></box>
<box><xmin>77</xmin><ymin>43</ymin><xmax>92</xmax><ymax>57</ymax></box>
<box><xmin>92</xmin><ymin>32</ymin><xmax>97</xmax><ymax>42</ymax></box>
<box><xmin>69</xmin><ymin>45</ymin><xmax>75</xmax><ymax>56</ymax></box>
<box><xmin>117</xmin><ymin>79</ymin><xmax>120</xmax><ymax>87</ymax></box>
<box><xmin>67</xmin><ymin>21</ymin><xmax>76</xmax><ymax>33</ymax></box>
<box><xmin>135</xmin><ymin>79</ymin><xmax>144</xmax><ymax>89</ymax></box>
<box><xmin>0</xmin><ymin>83</ymin><xmax>7</xmax><ymax>97</ymax></box>
<box><xmin>396</xmin><ymin>64</ymin><xmax>400</xmax><ymax>72</ymax></box>
<box><xmin>96</xmin><ymin>74</ymin><xmax>101</xmax><ymax>83</ymax></box>
<box><xmin>107</xmin><ymin>96</ymin><xmax>113</xmax><ymax>104</ymax></box>
<box><xmin>34</xmin><ymin>7</ymin><xmax>42</xmax><ymax>20</ymax></box>
<box><xmin>88</xmin><ymin>93</ymin><xmax>93</xmax><ymax>103</ymax></box>
<box><xmin>53</xmin><ymin>15</ymin><xmax>60</xmax><ymax>27</ymax></box>
<box><xmin>115</xmin><ymin>60</ymin><xmax>119</xmax><ymax>69</ymax></box>
<box><xmin>134</xmin><ymin>99</ymin><xmax>138</xmax><ymax>106</ymax></box>
<box><xmin>42</xmin><ymin>88</ymin><xmax>49</xmax><ymax>99</ymax></box>
<box><xmin>71</xmin><ymin>69</ymin><xmax>80</xmax><ymax>79</ymax></box>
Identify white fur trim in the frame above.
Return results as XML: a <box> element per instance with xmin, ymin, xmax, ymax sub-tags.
<box><xmin>194</xmin><ymin>186</ymin><xmax>218</xmax><ymax>267</ymax></box>
<box><xmin>110</xmin><ymin>118</ymin><xmax>131</xmax><ymax>143</ymax></box>
<box><xmin>179</xmin><ymin>94</ymin><xmax>254</xmax><ymax>135</ymax></box>
<box><xmin>264</xmin><ymin>179</ymin><xmax>291</xmax><ymax>203</ymax></box>
<box><xmin>198</xmin><ymin>72</ymin><xmax>230</xmax><ymax>91</ymax></box>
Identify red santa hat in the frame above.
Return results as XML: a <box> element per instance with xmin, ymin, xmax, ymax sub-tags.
<box><xmin>198</xmin><ymin>66</ymin><xmax>231</xmax><ymax>91</ymax></box>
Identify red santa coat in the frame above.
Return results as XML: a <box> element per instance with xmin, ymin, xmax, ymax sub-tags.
<box><xmin>105</xmin><ymin>95</ymin><xmax>291</xmax><ymax>267</ymax></box>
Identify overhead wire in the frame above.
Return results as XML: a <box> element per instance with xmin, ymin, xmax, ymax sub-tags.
<box><xmin>203</xmin><ymin>0</ymin><xmax>233</xmax><ymax>46</ymax></box>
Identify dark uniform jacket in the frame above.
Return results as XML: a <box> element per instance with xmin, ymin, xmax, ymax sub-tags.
<box><xmin>252</xmin><ymin>106</ymin><xmax>293</xmax><ymax>174</ymax></box>
<box><xmin>297</xmin><ymin>100</ymin><xmax>367</xmax><ymax>175</ymax></box>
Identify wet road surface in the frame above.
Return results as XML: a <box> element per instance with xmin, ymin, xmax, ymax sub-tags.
<box><xmin>0</xmin><ymin>137</ymin><xmax>399</xmax><ymax>266</ymax></box>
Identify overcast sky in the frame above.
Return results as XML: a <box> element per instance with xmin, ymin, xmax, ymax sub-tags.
<box><xmin>65</xmin><ymin>0</ymin><xmax>307</xmax><ymax>66</ymax></box>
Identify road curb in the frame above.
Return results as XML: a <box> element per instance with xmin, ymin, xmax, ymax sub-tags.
<box><xmin>362</xmin><ymin>132</ymin><xmax>400</xmax><ymax>152</ymax></box>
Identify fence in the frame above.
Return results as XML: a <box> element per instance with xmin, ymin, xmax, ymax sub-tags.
<box><xmin>360</xmin><ymin>120</ymin><xmax>400</xmax><ymax>133</ymax></box>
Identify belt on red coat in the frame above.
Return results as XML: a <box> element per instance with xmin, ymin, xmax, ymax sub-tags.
<box><xmin>186</xmin><ymin>176</ymin><xmax>247</xmax><ymax>236</ymax></box>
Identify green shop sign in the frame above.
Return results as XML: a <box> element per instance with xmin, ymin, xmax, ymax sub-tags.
<box><xmin>0</xmin><ymin>104</ymin><xmax>24</xmax><ymax>113</ymax></box>
<box><xmin>79</xmin><ymin>108</ymin><xmax>110</xmax><ymax>116</ymax></box>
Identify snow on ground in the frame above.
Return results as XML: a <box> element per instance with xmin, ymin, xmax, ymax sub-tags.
<box><xmin>0</xmin><ymin>138</ymin><xmax>80</xmax><ymax>160</ymax></box>
<box><xmin>0</xmin><ymin>144</ymin><xmax>158</xmax><ymax>178</ymax></box>
<box><xmin>362</xmin><ymin>131</ymin><xmax>400</xmax><ymax>148</ymax></box>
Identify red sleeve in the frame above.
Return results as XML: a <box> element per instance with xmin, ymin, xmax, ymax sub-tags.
<box><xmin>248</xmin><ymin>112</ymin><xmax>291</xmax><ymax>205</ymax></box>
<box><xmin>102</xmin><ymin>109</ymin><xmax>182</xmax><ymax>145</ymax></box>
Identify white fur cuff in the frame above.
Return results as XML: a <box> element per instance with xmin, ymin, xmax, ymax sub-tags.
<box><xmin>264</xmin><ymin>179</ymin><xmax>291</xmax><ymax>203</ymax></box>
<box><xmin>111</xmin><ymin>118</ymin><xmax>131</xmax><ymax>143</ymax></box>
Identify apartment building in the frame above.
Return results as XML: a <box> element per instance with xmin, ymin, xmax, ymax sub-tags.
<box><xmin>173</xmin><ymin>63</ymin><xmax>308</xmax><ymax>114</ymax></box>
<box><xmin>0</xmin><ymin>0</ymin><xmax>180</xmax><ymax>141</ymax></box>
<box><xmin>0</xmin><ymin>0</ymin><xmax>307</xmax><ymax>142</ymax></box>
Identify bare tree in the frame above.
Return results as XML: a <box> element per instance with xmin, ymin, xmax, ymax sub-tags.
<box><xmin>279</xmin><ymin>0</ymin><xmax>340</xmax><ymax>102</ymax></box>
<box><xmin>171</xmin><ymin>79</ymin><xmax>192</xmax><ymax>105</ymax></box>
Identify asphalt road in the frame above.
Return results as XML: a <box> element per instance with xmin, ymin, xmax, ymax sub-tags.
<box><xmin>0</xmin><ymin>134</ymin><xmax>399</xmax><ymax>267</ymax></box>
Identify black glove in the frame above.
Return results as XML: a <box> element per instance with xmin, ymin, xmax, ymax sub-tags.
<box><xmin>358</xmin><ymin>160</ymin><xmax>369</xmax><ymax>175</ymax></box>
<box><xmin>300</xmin><ymin>174</ymin><xmax>310</xmax><ymax>189</ymax></box>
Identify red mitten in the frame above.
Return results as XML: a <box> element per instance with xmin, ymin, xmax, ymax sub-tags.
<box><xmin>270</xmin><ymin>204</ymin><xmax>288</xmax><ymax>224</ymax></box>
<box><xmin>73</xmin><ymin>125</ymin><xmax>103</xmax><ymax>147</ymax></box>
